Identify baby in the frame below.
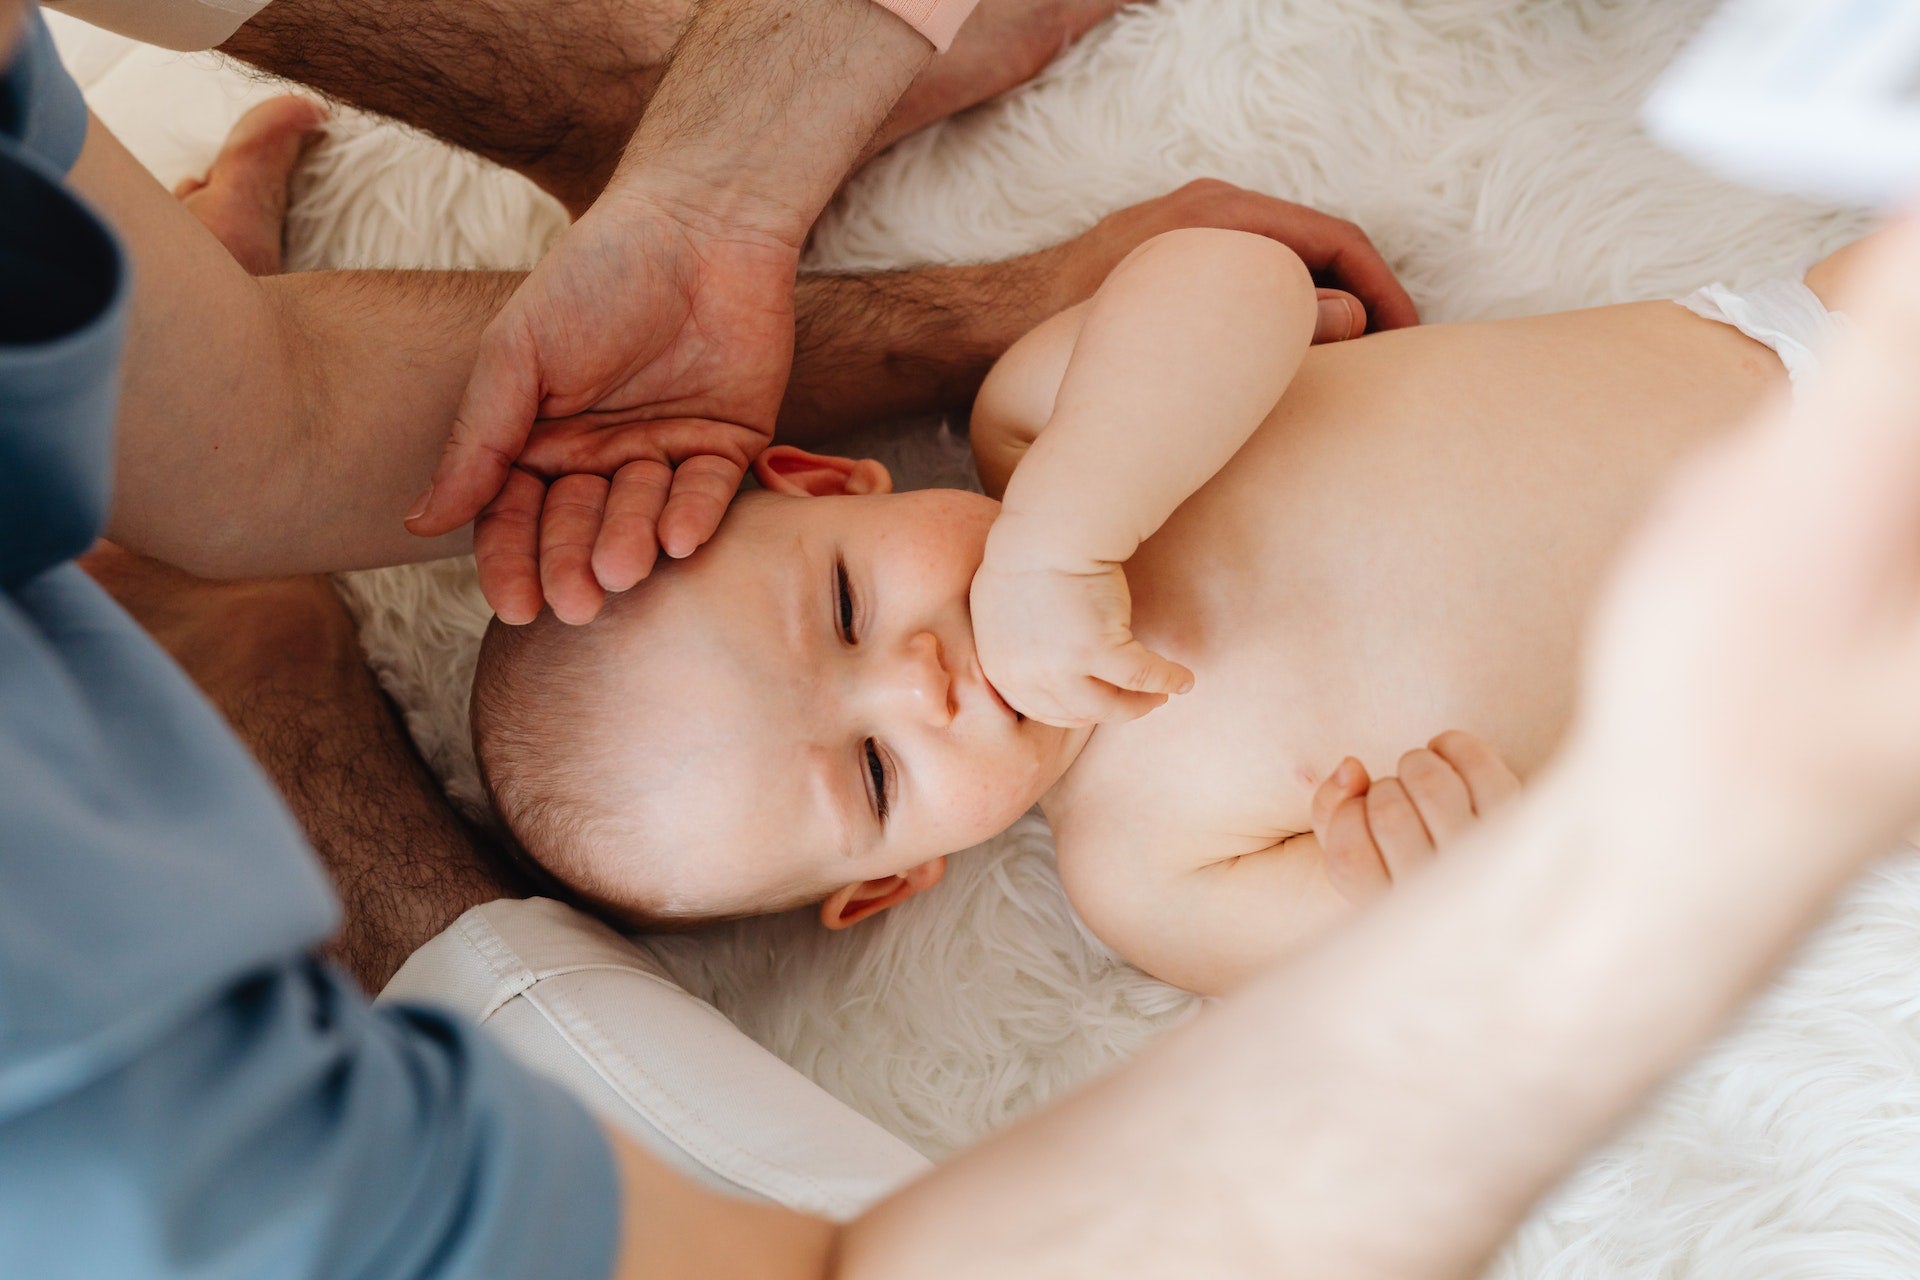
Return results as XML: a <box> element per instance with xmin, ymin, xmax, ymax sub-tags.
<box><xmin>470</xmin><ymin>226</ymin><xmax>1855</xmax><ymax>994</ymax></box>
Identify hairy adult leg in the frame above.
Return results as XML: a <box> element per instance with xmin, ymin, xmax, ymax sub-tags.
<box><xmin>81</xmin><ymin>545</ymin><xmax>526</xmax><ymax>992</ymax></box>
<box><xmin>220</xmin><ymin>0</ymin><xmax>1134</xmax><ymax>215</ymax></box>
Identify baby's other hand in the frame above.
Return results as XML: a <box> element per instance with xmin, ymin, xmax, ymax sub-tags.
<box><xmin>969</xmin><ymin>557</ymin><xmax>1193</xmax><ymax>728</ymax></box>
<box><xmin>1310</xmin><ymin>731</ymin><xmax>1520</xmax><ymax>905</ymax></box>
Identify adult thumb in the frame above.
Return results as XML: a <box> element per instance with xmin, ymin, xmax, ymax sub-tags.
<box><xmin>406</xmin><ymin>319</ymin><xmax>543</xmax><ymax>537</ymax></box>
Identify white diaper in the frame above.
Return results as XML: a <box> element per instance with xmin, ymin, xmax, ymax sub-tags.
<box><xmin>1675</xmin><ymin>277</ymin><xmax>1849</xmax><ymax>389</ymax></box>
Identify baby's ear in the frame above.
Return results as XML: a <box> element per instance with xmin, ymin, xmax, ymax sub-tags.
<box><xmin>818</xmin><ymin>857</ymin><xmax>946</xmax><ymax>930</ymax></box>
<box><xmin>754</xmin><ymin>445</ymin><xmax>893</xmax><ymax>498</ymax></box>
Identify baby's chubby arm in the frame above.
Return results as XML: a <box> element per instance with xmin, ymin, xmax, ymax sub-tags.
<box><xmin>969</xmin><ymin>229</ymin><xmax>1349</xmax><ymax>726</ymax></box>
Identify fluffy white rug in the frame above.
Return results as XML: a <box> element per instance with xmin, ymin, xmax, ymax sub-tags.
<box><xmin>60</xmin><ymin>0</ymin><xmax>1920</xmax><ymax>1272</ymax></box>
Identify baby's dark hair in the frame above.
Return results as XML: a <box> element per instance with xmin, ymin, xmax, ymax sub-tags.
<box><xmin>469</xmin><ymin>595</ymin><xmax>823</xmax><ymax>932</ymax></box>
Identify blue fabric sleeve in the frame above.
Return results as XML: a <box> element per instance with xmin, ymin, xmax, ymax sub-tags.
<box><xmin>1</xmin><ymin>958</ymin><xmax>621</xmax><ymax>1280</ymax></box>
<box><xmin>3</xmin><ymin>6</ymin><xmax>89</xmax><ymax>174</ymax></box>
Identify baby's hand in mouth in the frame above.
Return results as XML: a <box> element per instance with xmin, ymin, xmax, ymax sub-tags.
<box><xmin>968</xmin><ymin>552</ymin><xmax>1192</xmax><ymax>730</ymax></box>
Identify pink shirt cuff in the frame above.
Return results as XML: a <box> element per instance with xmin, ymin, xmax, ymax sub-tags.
<box><xmin>868</xmin><ymin>0</ymin><xmax>977</xmax><ymax>52</ymax></box>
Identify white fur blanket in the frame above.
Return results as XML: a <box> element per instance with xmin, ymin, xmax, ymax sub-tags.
<box><xmin>60</xmin><ymin>1</ymin><xmax>1920</xmax><ymax>1272</ymax></box>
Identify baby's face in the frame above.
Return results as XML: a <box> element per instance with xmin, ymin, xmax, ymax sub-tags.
<box><xmin>602</xmin><ymin>485</ymin><xmax>1084</xmax><ymax>916</ymax></box>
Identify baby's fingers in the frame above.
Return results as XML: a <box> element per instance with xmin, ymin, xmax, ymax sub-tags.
<box><xmin>1311</xmin><ymin>758</ymin><xmax>1370</xmax><ymax>835</ymax></box>
<box><xmin>1085</xmin><ymin>685</ymin><xmax>1172</xmax><ymax>725</ymax></box>
<box><xmin>1091</xmin><ymin>640</ymin><xmax>1194</xmax><ymax>699</ymax></box>
<box><xmin>1364</xmin><ymin>777</ymin><xmax>1439</xmax><ymax>881</ymax></box>
<box><xmin>1395</xmin><ymin>747</ymin><xmax>1475</xmax><ymax>845</ymax></box>
<box><xmin>1321</xmin><ymin>791</ymin><xmax>1390</xmax><ymax>905</ymax></box>
<box><xmin>1014</xmin><ymin>678</ymin><xmax>1167</xmax><ymax>728</ymax></box>
<box><xmin>1429</xmin><ymin>730</ymin><xmax>1520</xmax><ymax>816</ymax></box>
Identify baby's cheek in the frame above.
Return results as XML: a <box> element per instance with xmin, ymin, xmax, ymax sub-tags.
<box><xmin>949</xmin><ymin>761</ymin><xmax>1045</xmax><ymax>839</ymax></box>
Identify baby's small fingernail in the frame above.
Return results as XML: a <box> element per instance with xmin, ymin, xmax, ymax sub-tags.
<box><xmin>1333</xmin><ymin>758</ymin><xmax>1359</xmax><ymax>787</ymax></box>
<box><xmin>1176</xmin><ymin>678</ymin><xmax>1194</xmax><ymax>694</ymax></box>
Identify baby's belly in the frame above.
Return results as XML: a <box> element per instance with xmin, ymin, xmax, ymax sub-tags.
<box><xmin>1103</xmin><ymin>301</ymin><xmax>1783</xmax><ymax>838</ymax></box>
<box><xmin>1081</xmin><ymin>634</ymin><xmax>1561</xmax><ymax>842</ymax></box>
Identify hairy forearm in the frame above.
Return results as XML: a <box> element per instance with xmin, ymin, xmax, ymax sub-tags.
<box><xmin>615</xmin><ymin>0</ymin><xmax>929</xmax><ymax>244</ymax></box>
<box><xmin>838</xmin><ymin>763</ymin><xmax>1868</xmax><ymax>1278</ymax></box>
<box><xmin>222</xmin><ymin>0</ymin><xmax>685</xmax><ymax>213</ymax></box>
<box><xmin>994</xmin><ymin>230</ymin><xmax>1318</xmax><ymax>567</ymax></box>
<box><xmin>782</xmin><ymin>260</ymin><xmax>1057</xmax><ymax>441</ymax></box>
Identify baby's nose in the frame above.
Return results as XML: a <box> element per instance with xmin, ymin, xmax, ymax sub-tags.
<box><xmin>891</xmin><ymin>630</ymin><xmax>955</xmax><ymax>728</ymax></box>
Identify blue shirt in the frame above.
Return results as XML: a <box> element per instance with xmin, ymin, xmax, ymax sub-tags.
<box><xmin>0</xmin><ymin>12</ymin><xmax>620</xmax><ymax>1277</ymax></box>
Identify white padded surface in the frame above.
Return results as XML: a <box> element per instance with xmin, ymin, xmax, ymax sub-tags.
<box><xmin>381</xmin><ymin>898</ymin><xmax>931</xmax><ymax>1219</ymax></box>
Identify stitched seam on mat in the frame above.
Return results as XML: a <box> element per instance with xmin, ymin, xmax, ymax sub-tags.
<box><xmin>521</xmin><ymin>980</ymin><xmax>847</xmax><ymax>1212</ymax></box>
<box><xmin>458</xmin><ymin>915</ymin><xmax>538</xmax><ymax>1022</ymax></box>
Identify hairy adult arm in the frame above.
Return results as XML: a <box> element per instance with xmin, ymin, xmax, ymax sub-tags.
<box><xmin>608</xmin><ymin>0</ymin><xmax>929</xmax><ymax>245</ymax></box>
<box><xmin>221</xmin><ymin>0</ymin><xmax>687</xmax><ymax>213</ymax></box>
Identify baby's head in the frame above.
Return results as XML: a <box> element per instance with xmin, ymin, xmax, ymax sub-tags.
<box><xmin>470</xmin><ymin>447</ymin><xmax>1083</xmax><ymax>931</ymax></box>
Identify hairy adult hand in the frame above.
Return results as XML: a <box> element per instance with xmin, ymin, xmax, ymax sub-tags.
<box><xmin>407</xmin><ymin>188</ymin><xmax>799</xmax><ymax>625</ymax></box>
<box><xmin>1029</xmin><ymin>179</ymin><xmax>1418</xmax><ymax>335</ymax></box>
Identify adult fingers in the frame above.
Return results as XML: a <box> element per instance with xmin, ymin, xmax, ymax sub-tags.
<box><xmin>407</xmin><ymin>314</ymin><xmax>543</xmax><ymax>538</ymax></box>
<box><xmin>1323</xmin><ymin>232</ymin><xmax>1419</xmax><ymax>331</ymax></box>
<box><xmin>657</xmin><ymin>454</ymin><xmax>746</xmax><ymax>560</ymax></box>
<box><xmin>538</xmin><ymin>473</ymin><xmax>611</xmax><ymax>626</ymax></box>
<box><xmin>1321</xmin><ymin>793</ymin><xmax>1390</xmax><ymax>905</ymax></box>
<box><xmin>1313</xmin><ymin>289</ymin><xmax>1365</xmax><ymax>344</ymax></box>
<box><xmin>1429</xmin><ymin>731</ymin><xmax>1521</xmax><ymax>815</ymax></box>
<box><xmin>1090</xmin><ymin>641</ymin><xmax>1195</xmax><ymax>698</ymax></box>
<box><xmin>1364</xmin><ymin>777</ymin><xmax>1438</xmax><ymax>880</ymax></box>
<box><xmin>1121</xmin><ymin>182</ymin><xmax>1418</xmax><ymax>331</ymax></box>
<box><xmin>1211</xmin><ymin>191</ymin><xmax>1416</xmax><ymax>332</ymax></box>
<box><xmin>1396</xmin><ymin>747</ymin><xmax>1476</xmax><ymax>844</ymax></box>
<box><xmin>592</xmin><ymin>460</ymin><xmax>673</xmax><ymax>592</ymax></box>
<box><xmin>1274</xmin><ymin>208</ymin><xmax>1418</xmax><ymax>332</ymax></box>
<box><xmin>473</xmin><ymin>467</ymin><xmax>547</xmax><ymax>625</ymax></box>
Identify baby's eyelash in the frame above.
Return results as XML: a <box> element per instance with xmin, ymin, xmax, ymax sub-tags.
<box><xmin>865</xmin><ymin>739</ymin><xmax>889</xmax><ymax>823</ymax></box>
<box><xmin>837</xmin><ymin>558</ymin><xmax>856</xmax><ymax>642</ymax></box>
